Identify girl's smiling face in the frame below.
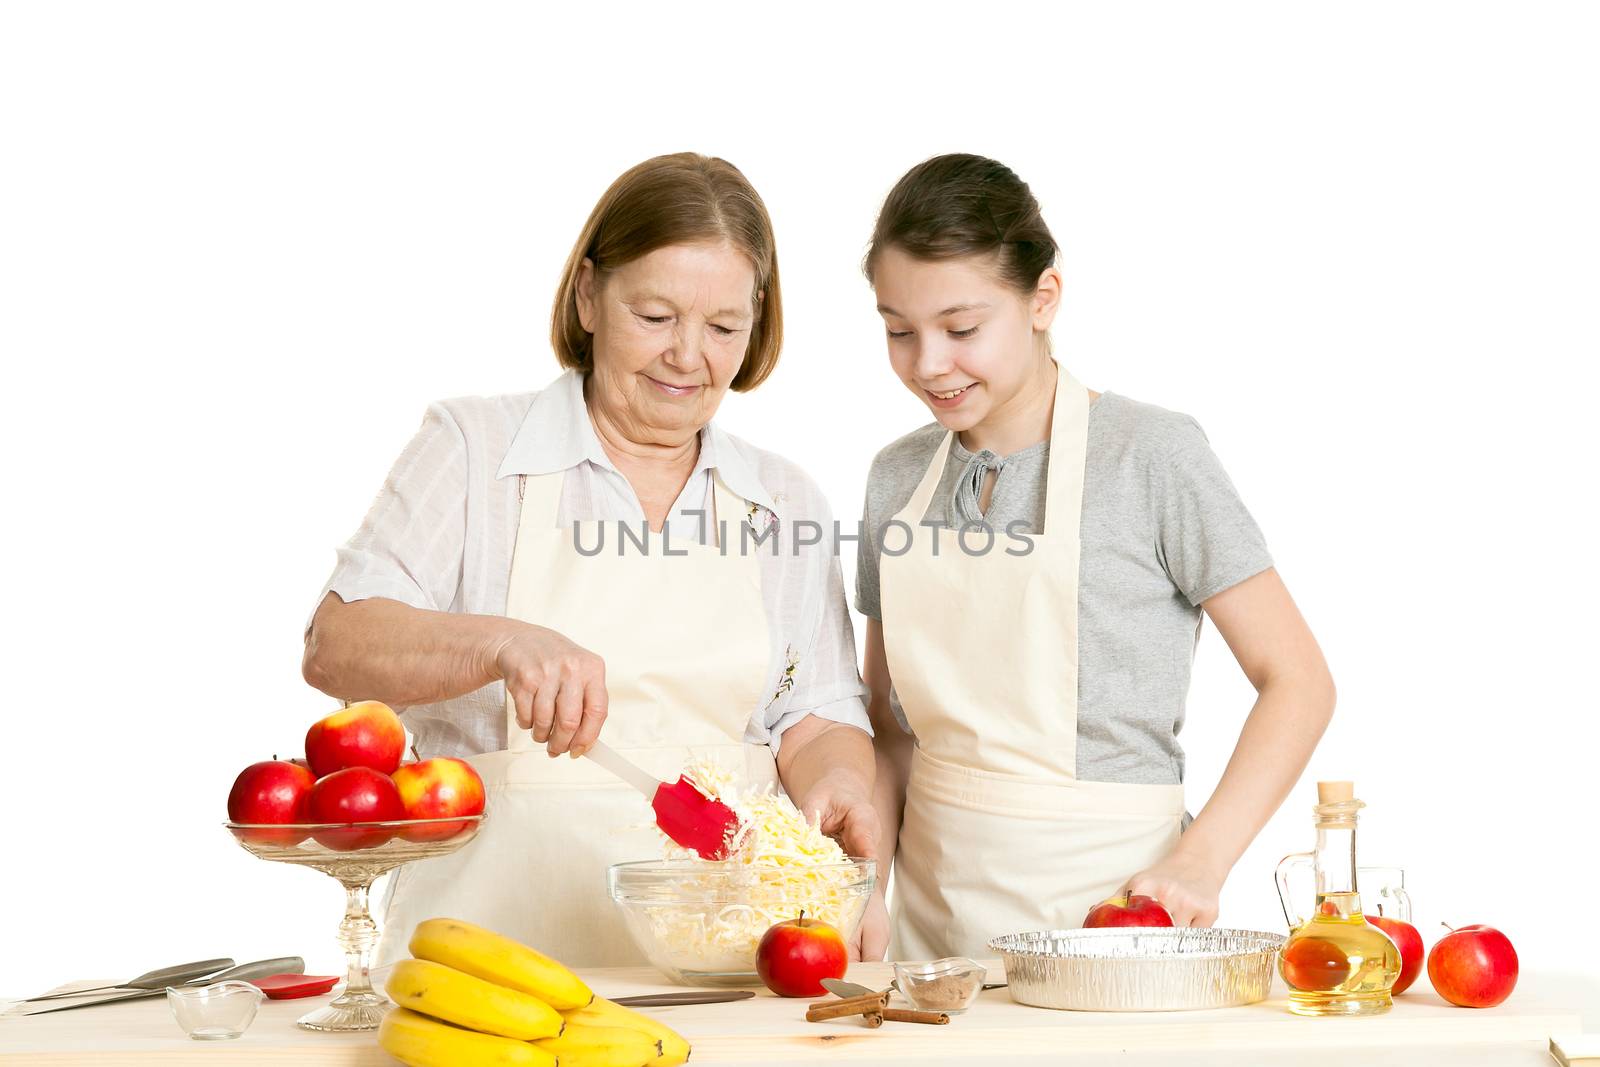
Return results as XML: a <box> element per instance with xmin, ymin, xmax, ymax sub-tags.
<box><xmin>871</xmin><ymin>244</ymin><xmax>1063</xmax><ymax>435</ymax></box>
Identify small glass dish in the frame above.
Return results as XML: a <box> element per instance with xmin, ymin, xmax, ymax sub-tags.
<box><xmin>894</xmin><ymin>957</ymin><xmax>987</xmax><ymax>1013</ymax></box>
<box><xmin>166</xmin><ymin>980</ymin><xmax>264</xmax><ymax>1040</ymax></box>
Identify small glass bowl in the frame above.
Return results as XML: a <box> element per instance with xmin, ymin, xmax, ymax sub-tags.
<box><xmin>894</xmin><ymin>957</ymin><xmax>987</xmax><ymax>1013</ymax></box>
<box><xmin>166</xmin><ymin>980</ymin><xmax>264</xmax><ymax>1040</ymax></box>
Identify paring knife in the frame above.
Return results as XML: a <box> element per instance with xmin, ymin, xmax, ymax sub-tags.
<box><xmin>20</xmin><ymin>957</ymin><xmax>306</xmax><ymax>1015</ymax></box>
<box><xmin>24</xmin><ymin>958</ymin><xmax>236</xmax><ymax>1002</ymax></box>
<box><xmin>820</xmin><ymin>978</ymin><xmax>890</xmax><ymax>999</ymax></box>
<box><xmin>611</xmin><ymin>990</ymin><xmax>756</xmax><ymax>1007</ymax></box>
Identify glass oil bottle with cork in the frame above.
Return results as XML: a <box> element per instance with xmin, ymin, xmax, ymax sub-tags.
<box><xmin>1274</xmin><ymin>780</ymin><xmax>1402</xmax><ymax>1016</ymax></box>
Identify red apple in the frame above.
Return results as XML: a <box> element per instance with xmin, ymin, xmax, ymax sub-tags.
<box><xmin>227</xmin><ymin>760</ymin><xmax>315</xmax><ymax>845</ymax></box>
<box><xmin>1427</xmin><ymin>924</ymin><xmax>1518</xmax><ymax>1007</ymax></box>
<box><xmin>307</xmin><ymin>766</ymin><xmax>405</xmax><ymax>850</ymax></box>
<box><xmin>1279</xmin><ymin>936</ymin><xmax>1351</xmax><ymax>991</ymax></box>
<box><xmin>1368</xmin><ymin>915</ymin><xmax>1424</xmax><ymax>995</ymax></box>
<box><xmin>391</xmin><ymin>758</ymin><xmax>486</xmax><ymax>841</ymax></box>
<box><xmin>1082</xmin><ymin>894</ymin><xmax>1174</xmax><ymax>928</ymax></box>
<box><xmin>304</xmin><ymin>701</ymin><xmax>406</xmax><ymax>778</ymax></box>
<box><xmin>755</xmin><ymin>913</ymin><xmax>848</xmax><ymax>998</ymax></box>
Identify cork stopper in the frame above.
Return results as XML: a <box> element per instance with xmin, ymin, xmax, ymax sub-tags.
<box><xmin>1313</xmin><ymin>780</ymin><xmax>1363</xmax><ymax>829</ymax></box>
<box><xmin>1317</xmin><ymin>781</ymin><xmax>1354</xmax><ymax>804</ymax></box>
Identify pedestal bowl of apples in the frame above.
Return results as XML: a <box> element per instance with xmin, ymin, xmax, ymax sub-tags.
<box><xmin>224</xmin><ymin>701</ymin><xmax>487</xmax><ymax>1032</ymax></box>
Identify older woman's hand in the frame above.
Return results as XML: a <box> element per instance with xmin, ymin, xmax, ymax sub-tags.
<box><xmin>777</xmin><ymin>717</ymin><xmax>879</xmax><ymax>855</ymax></box>
<box><xmin>797</xmin><ymin>771</ymin><xmax>881</xmax><ymax>962</ymax></box>
<box><xmin>775</xmin><ymin>715</ymin><xmax>881</xmax><ymax>961</ymax></box>
<box><xmin>491</xmin><ymin>624</ymin><xmax>609</xmax><ymax>757</ymax></box>
<box><xmin>796</xmin><ymin>769</ymin><xmax>880</xmax><ymax>863</ymax></box>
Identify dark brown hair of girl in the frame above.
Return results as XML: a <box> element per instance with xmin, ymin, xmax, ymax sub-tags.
<box><xmin>863</xmin><ymin>153</ymin><xmax>1058</xmax><ymax>296</ymax></box>
<box><xmin>551</xmin><ymin>152</ymin><xmax>783</xmax><ymax>392</ymax></box>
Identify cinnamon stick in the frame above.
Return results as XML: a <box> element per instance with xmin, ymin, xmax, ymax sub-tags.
<box><xmin>863</xmin><ymin>1009</ymin><xmax>885</xmax><ymax>1028</ymax></box>
<box><xmin>806</xmin><ymin>991</ymin><xmax>896</xmax><ymax>1011</ymax></box>
<box><xmin>881</xmin><ymin>1007</ymin><xmax>950</xmax><ymax>1025</ymax></box>
<box><xmin>806</xmin><ymin>997</ymin><xmax>888</xmax><ymax>1022</ymax></box>
<box><xmin>806</xmin><ymin>991</ymin><xmax>888</xmax><ymax>1013</ymax></box>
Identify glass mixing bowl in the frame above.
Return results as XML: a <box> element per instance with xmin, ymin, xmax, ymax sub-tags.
<box><xmin>609</xmin><ymin>857</ymin><xmax>875</xmax><ymax>985</ymax></box>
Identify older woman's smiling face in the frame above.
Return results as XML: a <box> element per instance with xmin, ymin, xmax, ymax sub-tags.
<box><xmin>576</xmin><ymin>241</ymin><xmax>758</xmax><ymax>447</ymax></box>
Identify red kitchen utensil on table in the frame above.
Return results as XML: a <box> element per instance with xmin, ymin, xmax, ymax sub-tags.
<box><xmin>583</xmin><ymin>740</ymin><xmax>740</xmax><ymax>859</ymax></box>
<box><xmin>250</xmin><ymin>974</ymin><xmax>341</xmax><ymax>1000</ymax></box>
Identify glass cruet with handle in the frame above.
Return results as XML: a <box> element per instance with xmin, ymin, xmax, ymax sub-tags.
<box><xmin>1274</xmin><ymin>780</ymin><xmax>1402</xmax><ymax>1016</ymax></box>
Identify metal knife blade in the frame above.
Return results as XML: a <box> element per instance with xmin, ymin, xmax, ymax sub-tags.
<box><xmin>820</xmin><ymin>978</ymin><xmax>878</xmax><ymax>999</ymax></box>
<box><xmin>20</xmin><ymin>957</ymin><xmax>306</xmax><ymax>1015</ymax></box>
<box><xmin>611</xmin><ymin>990</ymin><xmax>756</xmax><ymax>1007</ymax></box>
<box><xmin>820</xmin><ymin>976</ymin><xmax>1007</xmax><ymax>998</ymax></box>
<box><xmin>24</xmin><ymin>958</ymin><xmax>236</xmax><ymax>1002</ymax></box>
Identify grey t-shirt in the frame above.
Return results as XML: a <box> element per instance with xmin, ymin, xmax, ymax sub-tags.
<box><xmin>856</xmin><ymin>391</ymin><xmax>1273</xmax><ymax>785</ymax></box>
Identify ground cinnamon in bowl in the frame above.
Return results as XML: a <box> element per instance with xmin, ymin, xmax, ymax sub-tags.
<box><xmin>894</xmin><ymin>958</ymin><xmax>987</xmax><ymax>1013</ymax></box>
<box><xmin>903</xmin><ymin>973</ymin><xmax>979</xmax><ymax>1010</ymax></box>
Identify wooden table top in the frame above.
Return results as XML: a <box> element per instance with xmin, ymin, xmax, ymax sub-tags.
<box><xmin>2</xmin><ymin>960</ymin><xmax>1591</xmax><ymax>1065</ymax></box>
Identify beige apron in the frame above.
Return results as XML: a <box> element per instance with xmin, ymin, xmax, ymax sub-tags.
<box><xmin>881</xmin><ymin>360</ymin><xmax>1186</xmax><ymax>960</ymax></box>
<box><xmin>376</xmin><ymin>467</ymin><xmax>775</xmax><ymax>969</ymax></box>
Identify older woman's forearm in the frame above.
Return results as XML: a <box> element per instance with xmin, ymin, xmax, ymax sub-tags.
<box><xmin>1174</xmin><ymin>670</ymin><xmax>1336</xmax><ymax>878</ymax></box>
<box><xmin>778</xmin><ymin>720</ymin><xmax>875</xmax><ymax>803</ymax></box>
<box><xmin>302</xmin><ymin>593</ymin><xmax>522</xmax><ymax>707</ymax></box>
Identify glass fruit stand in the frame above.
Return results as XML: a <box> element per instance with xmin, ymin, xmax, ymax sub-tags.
<box><xmin>225</xmin><ymin>813</ymin><xmax>485</xmax><ymax>1032</ymax></box>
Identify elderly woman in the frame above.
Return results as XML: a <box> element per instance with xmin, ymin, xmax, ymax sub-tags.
<box><xmin>302</xmin><ymin>153</ymin><xmax>877</xmax><ymax>968</ymax></box>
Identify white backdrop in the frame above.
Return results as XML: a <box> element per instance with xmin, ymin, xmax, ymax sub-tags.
<box><xmin>3</xmin><ymin>2</ymin><xmax>1596</xmax><ymax>1000</ymax></box>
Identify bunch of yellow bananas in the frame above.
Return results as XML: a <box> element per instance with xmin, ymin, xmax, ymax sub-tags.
<box><xmin>377</xmin><ymin>917</ymin><xmax>691</xmax><ymax>1067</ymax></box>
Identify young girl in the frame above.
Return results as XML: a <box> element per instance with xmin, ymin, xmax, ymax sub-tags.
<box><xmin>854</xmin><ymin>154</ymin><xmax>1335</xmax><ymax>960</ymax></box>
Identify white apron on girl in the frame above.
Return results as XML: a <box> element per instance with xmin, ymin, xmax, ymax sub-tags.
<box><xmin>881</xmin><ymin>360</ymin><xmax>1186</xmax><ymax>959</ymax></box>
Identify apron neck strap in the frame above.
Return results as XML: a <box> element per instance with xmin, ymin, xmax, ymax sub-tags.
<box><xmin>900</xmin><ymin>432</ymin><xmax>956</xmax><ymax>525</ymax></box>
<box><xmin>709</xmin><ymin>470</ymin><xmax>742</xmax><ymax>549</ymax></box>
<box><xmin>895</xmin><ymin>359</ymin><xmax>1090</xmax><ymax>533</ymax></box>
<box><xmin>1040</xmin><ymin>359</ymin><xmax>1090</xmax><ymax>536</ymax></box>
<box><xmin>518</xmin><ymin>470</ymin><xmax>566</xmax><ymax>531</ymax></box>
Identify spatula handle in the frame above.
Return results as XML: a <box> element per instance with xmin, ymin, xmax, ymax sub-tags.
<box><xmin>583</xmin><ymin>740</ymin><xmax>663</xmax><ymax>799</ymax></box>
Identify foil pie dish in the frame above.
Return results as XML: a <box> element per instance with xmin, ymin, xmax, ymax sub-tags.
<box><xmin>989</xmin><ymin>927</ymin><xmax>1286</xmax><ymax>1011</ymax></box>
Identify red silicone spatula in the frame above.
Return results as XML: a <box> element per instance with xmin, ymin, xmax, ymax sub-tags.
<box><xmin>584</xmin><ymin>740</ymin><xmax>740</xmax><ymax>859</ymax></box>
